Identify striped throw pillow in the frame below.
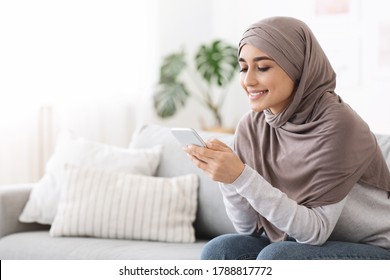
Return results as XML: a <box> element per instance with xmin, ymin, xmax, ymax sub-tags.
<box><xmin>50</xmin><ymin>165</ymin><xmax>199</xmax><ymax>243</ymax></box>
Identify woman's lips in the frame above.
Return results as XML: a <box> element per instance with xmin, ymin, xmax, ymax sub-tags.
<box><xmin>248</xmin><ymin>89</ymin><xmax>269</xmax><ymax>100</ymax></box>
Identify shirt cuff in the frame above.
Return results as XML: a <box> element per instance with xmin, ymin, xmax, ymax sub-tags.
<box><xmin>231</xmin><ymin>164</ymin><xmax>257</xmax><ymax>189</ymax></box>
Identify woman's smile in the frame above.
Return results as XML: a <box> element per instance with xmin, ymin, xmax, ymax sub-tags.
<box><xmin>248</xmin><ymin>89</ymin><xmax>269</xmax><ymax>100</ymax></box>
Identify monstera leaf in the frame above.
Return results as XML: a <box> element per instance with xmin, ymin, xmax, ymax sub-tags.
<box><xmin>159</xmin><ymin>51</ymin><xmax>186</xmax><ymax>83</ymax></box>
<box><xmin>195</xmin><ymin>40</ymin><xmax>238</xmax><ymax>87</ymax></box>
<box><xmin>153</xmin><ymin>82</ymin><xmax>189</xmax><ymax>118</ymax></box>
<box><xmin>154</xmin><ymin>51</ymin><xmax>189</xmax><ymax>117</ymax></box>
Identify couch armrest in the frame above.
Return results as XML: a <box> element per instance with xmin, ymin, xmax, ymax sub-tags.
<box><xmin>0</xmin><ymin>184</ymin><xmax>49</xmax><ymax>238</ymax></box>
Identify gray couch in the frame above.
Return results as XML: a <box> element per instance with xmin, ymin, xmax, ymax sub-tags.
<box><xmin>0</xmin><ymin>124</ymin><xmax>236</xmax><ymax>260</ymax></box>
<box><xmin>2</xmin><ymin>124</ymin><xmax>389</xmax><ymax>260</ymax></box>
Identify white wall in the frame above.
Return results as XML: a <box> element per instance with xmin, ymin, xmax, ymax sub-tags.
<box><xmin>0</xmin><ymin>1</ymin><xmax>149</xmax><ymax>184</ymax></box>
<box><xmin>140</xmin><ymin>0</ymin><xmax>390</xmax><ymax>134</ymax></box>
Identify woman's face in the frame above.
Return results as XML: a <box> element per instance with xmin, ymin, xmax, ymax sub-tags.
<box><xmin>239</xmin><ymin>44</ymin><xmax>295</xmax><ymax>114</ymax></box>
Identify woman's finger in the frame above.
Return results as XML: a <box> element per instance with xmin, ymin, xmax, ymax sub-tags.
<box><xmin>206</xmin><ymin>139</ymin><xmax>232</xmax><ymax>152</ymax></box>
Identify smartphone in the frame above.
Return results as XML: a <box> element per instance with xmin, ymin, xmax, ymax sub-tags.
<box><xmin>171</xmin><ymin>128</ymin><xmax>206</xmax><ymax>147</ymax></box>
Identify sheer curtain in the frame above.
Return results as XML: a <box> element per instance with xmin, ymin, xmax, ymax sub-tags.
<box><xmin>0</xmin><ymin>0</ymin><xmax>156</xmax><ymax>184</ymax></box>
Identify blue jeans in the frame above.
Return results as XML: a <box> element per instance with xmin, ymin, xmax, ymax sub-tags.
<box><xmin>200</xmin><ymin>233</ymin><xmax>390</xmax><ymax>260</ymax></box>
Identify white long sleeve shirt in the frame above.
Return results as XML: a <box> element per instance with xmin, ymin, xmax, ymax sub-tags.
<box><xmin>220</xmin><ymin>165</ymin><xmax>390</xmax><ymax>250</ymax></box>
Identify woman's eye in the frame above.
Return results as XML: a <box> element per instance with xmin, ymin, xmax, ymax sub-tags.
<box><xmin>258</xmin><ymin>66</ymin><xmax>270</xmax><ymax>72</ymax></box>
<box><xmin>240</xmin><ymin>66</ymin><xmax>270</xmax><ymax>73</ymax></box>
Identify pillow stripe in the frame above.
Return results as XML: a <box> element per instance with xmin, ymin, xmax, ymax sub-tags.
<box><xmin>84</xmin><ymin>167</ymin><xmax>99</xmax><ymax>235</ymax></box>
<box><xmin>140</xmin><ymin>176</ymin><xmax>151</xmax><ymax>240</ymax></box>
<box><xmin>107</xmin><ymin>172</ymin><xmax>121</xmax><ymax>239</ymax></box>
<box><xmin>162</xmin><ymin>179</ymin><xmax>172</xmax><ymax>242</ymax></box>
<box><xmin>150</xmin><ymin>179</ymin><xmax>163</xmax><ymax>241</ymax></box>
<box><xmin>181</xmin><ymin>177</ymin><xmax>191</xmax><ymax>242</ymax></box>
<box><xmin>98</xmin><ymin>168</ymin><xmax>110</xmax><ymax>237</ymax></box>
<box><xmin>143</xmin><ymin>177</ymin><xmax>156</xmax><ymax>241</ymax></box>
<box><xmin>124</xmin><ymin>173</ymin><xmax>136</xmax><ymax>239</ymax></box>
<box><xmin>93</xmin><ymin>168</ymin><xmax>109</xmax><ymax>237</ymax></box>
<box><xmin>87</xmin><ymin>168</ymin><xmax>102</xmax><ymax>236</ymax></box>
<box><xmin>107</xmin><ymin>170</ymin><xmax>119</xmax><ymax>238</ymax></box>
<box><xmin>66</xmin><ymin>166</ymin><xmax>80</xmax><ymax>235</ymax></box>
<box><xmin>124</xmin><ymin>175</ymin><xmax>138</xmax><ymax>239</ymax></box>
<box><xmin>115</xmin><ymin>175</ymin><xmax>128</xmax><ymax>239</ymax></box>
<box><xmin>77</xmin><ymin>166</ymin><xmax>92</xmax><ymax>235</ymax></box>
<box><xmin>131</xmin><ymin>177</ymin><xmax>143</xmax><ymax>240</ymax></box>
<box><xmin>109</xmin><ymin>175</ymin><xmax>121</xmax><ymax>239</ymax></box>
<box><xmin>173</xmin><ymin>180</ymin><xmax>181</xmax><ymax>242</ymax></box>
<box><xmin>50</xmin><ymin>165</ymin><xmax>199</xmax><ymax>243</ymax></box>
<box><xmin>164</xmin><ymin>180</ymin><xmax>173</xmax><ymax>242</ymax></box>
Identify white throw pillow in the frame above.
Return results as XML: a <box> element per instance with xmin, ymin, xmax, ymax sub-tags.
<box><xmin>19</xmin><ymin>134</ymin><xmax>162</xmax><ymax>225</ymax></box>
<box><xmin>50</xmin><ymin>165</ymin><xmax>199</xmax><ymax>243</ymax></box>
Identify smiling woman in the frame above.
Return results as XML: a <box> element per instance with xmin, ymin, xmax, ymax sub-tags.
<box><xmin>184</xmin><ymin>16</ymin><xmax>390</xmax><ymax>260</ymax></box>
<box><xmin>0</xmin><ymin>0</ymin><xmax>153</xmax><ymax>184</ymax></box>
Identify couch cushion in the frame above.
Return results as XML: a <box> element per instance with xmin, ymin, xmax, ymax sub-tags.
<box><xmin>0</xmin><ymin>231</ymin><xmax>207</xmax><ymax>260</ymax></box>
<box><xmin>129</xmin><ymin>125</ymin><xmax>235</xmax><ymax>239</ymax></box>
<box><xmin>50</xmin><ymin>165</ymin><xmax>199</xmax><ymax>243</ymax></box>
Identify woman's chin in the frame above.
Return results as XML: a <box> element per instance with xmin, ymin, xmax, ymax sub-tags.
<box><xmin>250</xmin><ymin>104</ymin><xmax>265</xmax><ymax>113</ymax></box>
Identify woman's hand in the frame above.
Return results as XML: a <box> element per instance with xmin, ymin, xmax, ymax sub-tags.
<box><xmin>184</xmin><ymin>138</ymin><xmax>245</xmax><ymax>184</ymax></box>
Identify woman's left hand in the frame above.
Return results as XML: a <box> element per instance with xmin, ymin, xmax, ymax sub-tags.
<box><xmin>184</xmin><ymin>138</ymin><xmax>245</xmax><ymax>184</ymax></box>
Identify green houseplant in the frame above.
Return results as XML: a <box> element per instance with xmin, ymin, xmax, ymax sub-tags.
<box><xmin>153</xmin><ymin>39</ymin><xmax>239</xmax><ymax>130</ymax></box>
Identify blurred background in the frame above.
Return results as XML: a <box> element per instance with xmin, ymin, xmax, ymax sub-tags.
<box><xmin>1</xmin><ymin>0</ymin><xmax>389</xmax><ymax>184</ymax></box>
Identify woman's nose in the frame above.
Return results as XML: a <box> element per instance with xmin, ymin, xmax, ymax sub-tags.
<box><xmin>243</xmin><ymin>69</ymin><xmax>257</xmax><ymax>87</ymax></box>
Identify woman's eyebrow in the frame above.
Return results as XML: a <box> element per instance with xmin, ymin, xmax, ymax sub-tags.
<box><xmin>239</xmin><ymin>56</ymin><xmax>274</xmax><ymax>62</ymax></box>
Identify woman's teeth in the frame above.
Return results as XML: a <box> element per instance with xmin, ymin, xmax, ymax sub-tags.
<box><xmin>249</xmin><ymin>90</ymin><xmax>268</xmax><ymax>96</ymax></box>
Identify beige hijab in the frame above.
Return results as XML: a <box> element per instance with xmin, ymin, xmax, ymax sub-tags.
<box><xmin>235</xmin><ymin>17</ymin><xmax>390</xmax><ymax>242</ymax></box>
